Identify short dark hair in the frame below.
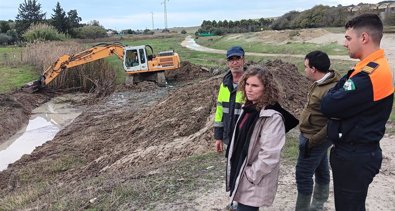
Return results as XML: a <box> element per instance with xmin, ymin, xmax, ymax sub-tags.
<box><xmin>345</xmin><ymin>13</ymin><xmax>383</xmax><ymax>44</ymax></box>
<box><xmin>305</xmin><ymin>50</ymin><xmax>331</xmax><ymax>73</ymax></box>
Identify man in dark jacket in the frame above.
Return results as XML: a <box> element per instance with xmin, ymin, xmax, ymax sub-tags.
<box><xmin>295</xmin><ymin>51</ymin><xmax>340</xmax><ymax>211</ymax></box>
<box><xmin>214</xmin><ymin>46</ymin><xmax>245</xmax><ymax>153</ymax></box>
<box><xmin>321</xmin><ymin>14</ymin><xmax>394</xmax><ymax>211</ymax></box>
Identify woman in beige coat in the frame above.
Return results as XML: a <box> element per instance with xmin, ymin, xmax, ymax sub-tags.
<box><xmin>226</xmin><ymin>65</ymin><xmax>297</xmax><ymax>211</ymax></box>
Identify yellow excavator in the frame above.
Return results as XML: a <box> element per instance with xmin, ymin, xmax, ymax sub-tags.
<box><xmin>23</xmin><ymin>42</ymin><xmax>180</xmax><ymax>92</ymax></box>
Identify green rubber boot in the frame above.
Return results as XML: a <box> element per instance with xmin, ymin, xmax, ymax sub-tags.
<box><xmin>310</xmin><ymin>183</ymin><xmax>329</xmax><ymax>211</ymax></box>
<box><xmin>295</xmin><ymin>193</ymin><xmax>312</xmax><ymax>211</ymax></box>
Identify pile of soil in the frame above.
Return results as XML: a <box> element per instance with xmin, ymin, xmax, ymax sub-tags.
<box><xmin>165</xmin><ymin>61</ymin><xmax>212</xmax><ymax>82</ymax></box>
<box><xmin>265</xmin><ymin>59</ymin><xmax>310</xmax><ymax>116</ymax></box>
<box><xmin>0</xmin><ymin>59</ymin><xmax>309</xmax><ymax>208</ymax></box>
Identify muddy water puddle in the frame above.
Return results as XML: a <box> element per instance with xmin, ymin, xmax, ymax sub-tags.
<box><xmin>0</xmin><ymin>100</ymin><xmax>83</xmax><ymax>171</ymax></box>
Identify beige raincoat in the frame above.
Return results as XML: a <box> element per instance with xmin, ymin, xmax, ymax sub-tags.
<box><xmin>226</xmin><ymin>108</ymin><xmax>286</xmax><ymax>207</ymax></box>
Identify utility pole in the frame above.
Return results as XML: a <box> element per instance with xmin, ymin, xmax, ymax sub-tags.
<box><xmin>151</xmin><ymin>12</ymin><xmax>155</xmax><ymax>30</ymax></box>
<box><xmin>161</xmin><ymin>0</ymin><xmax>169</xmax><ymax>30</ymax></box>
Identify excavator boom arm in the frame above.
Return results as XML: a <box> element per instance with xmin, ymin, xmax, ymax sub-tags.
<box><xmin>42</xmin><ymin>43</ymin><xmax>125</xmax><ymax>85</ymax></box>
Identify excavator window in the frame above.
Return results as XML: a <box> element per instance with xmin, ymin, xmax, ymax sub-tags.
<box><xmin>126</xmin><ymin>50</ymin><xmax>139</xmax><ymax>67</ymax></box>
<box><xmin>139</xmin><ymin>49</ymin><xmax>146</xmax><ymax>64</ymax></box>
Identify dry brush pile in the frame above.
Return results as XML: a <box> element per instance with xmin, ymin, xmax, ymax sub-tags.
<box><xmin>23</xmin><ymin>41</ymin><xmax>116</xmax><ymax>95</ymax></box>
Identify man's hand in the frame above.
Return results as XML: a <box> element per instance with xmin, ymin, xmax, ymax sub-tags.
<box><xmin>215</xmin><ymin>140</ymin><xmax>224</xmax><ymax>152</ymax></box>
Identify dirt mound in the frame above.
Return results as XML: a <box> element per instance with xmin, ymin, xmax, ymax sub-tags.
<box><xmin>165</xmin><ymin>61</ymin><xmax>212</xmax><ymax>82</ymax></box>
<box><xmin>0</xmin><ymin>92</ymin><xmax>49</xmax><ymax>144</ymax></box>
<box><xmin>265</xmin><ymin>59</ymin><xmax>310</xmax><ymax>116</ymax></box>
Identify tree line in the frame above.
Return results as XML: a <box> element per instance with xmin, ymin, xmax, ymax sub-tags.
<box><xmin>197</xmin><ymin>4</ymin><xmax>395</xmax><ymax>36</ymax></box>
<box><xmin>0</xmin><ymin>0</ymin><xmax>109</xmax><ymax>45</ymax></box>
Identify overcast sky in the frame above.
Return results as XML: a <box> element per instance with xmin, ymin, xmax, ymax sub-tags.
<box><xmin>0</xmin><ymin>0</ymin><xmax>384</xmax><ymax>30</ymax></box>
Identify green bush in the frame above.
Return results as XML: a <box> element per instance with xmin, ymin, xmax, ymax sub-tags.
<box><xmin>181</xmin><ymin>29</ymin><xmax>187</xmax><ymax>34</ymax></box>
<box><xmin>22</xmin><ymin>23</ymin><xmax>67</xmax><ymax>42</ymax></box>
<box><xmin>74</xmin><ymin>25</ymin><xmax>107</xmax><ymax>39</ymax></box>
<box><xmin>0</xmin><ymin>33</ymin><xmax>12</xmax><ymax>45</ymax></box>
<box><xmin>143</xmin><ymin>29</ymin><xmax>154</xmax><ymax>35</ymax></box>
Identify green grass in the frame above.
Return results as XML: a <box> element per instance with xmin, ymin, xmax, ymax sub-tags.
<box><xmin>195</xmin><ymin>35</ymin><xmax>347</xmax><ymax>56</ymax></box>
<box><xmin>0</xmin><ymin>46</ymin><xmax>23</xmax><ymax>64</ymax></box>
<box><xmin>282</xmin><ymin>132</ymin><xmax>299</xmax><ymax>164</ymax></box>
<box><xmin>0</xmin><ymin>65</ymin><xmax>38</xmax><ymax>93</ymax></box>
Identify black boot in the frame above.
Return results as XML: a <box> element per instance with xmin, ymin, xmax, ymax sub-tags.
<box><xmin>295</xmin><ymin>193</ymin><xmax>312</xmax><ymax>211</ymax></box>
<box><xmin>310</xmin><ymin>183</ymin><xmax>329</xmax><ymax>211</ymax></box>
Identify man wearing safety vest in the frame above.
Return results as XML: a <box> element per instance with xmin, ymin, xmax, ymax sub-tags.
<box><xmin>214</xmin><ymin>46</ymin><xmax>245</xmax><ymax>154</ymax></box>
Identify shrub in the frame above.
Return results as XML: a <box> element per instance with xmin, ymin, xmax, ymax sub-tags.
<box><xmin>0</xmin><ymin>33</ymin><xmax>12</xmax><ymax>45</ymax></box>
<box><xmin>22</xmin><ymin>23</ymin><xmax>67</xmax><ymax>42</ymax></box>
<box><xmin>181</xmin><ymin>29</ymin><xmax>187</xmax><ymax>34</ymax></box>
<box><xmin>74</xmin><ymin>25</ymin><xmax>107</xmax><ymax>39</ymax></box>
<box><xmin>143</xmin><ymin>29</ymin><xmax>154</xmax><ymax>35</ymax></box>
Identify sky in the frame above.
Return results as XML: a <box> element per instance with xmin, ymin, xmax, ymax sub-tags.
<box><xmin>0</xmin><ymin>0</ymin><xmax>385</xmax><ymax>31</ymax></box>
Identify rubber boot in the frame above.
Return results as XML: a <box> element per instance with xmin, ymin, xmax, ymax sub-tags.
<box><xmin>310</xmin><ymin>183</ymin><xmax>329</xmax><ymax>211</ymax></box>
<box><xmin>295</xmin><ymin>193</ymin><xmax>312</xmax><ymax>211</ymax></box>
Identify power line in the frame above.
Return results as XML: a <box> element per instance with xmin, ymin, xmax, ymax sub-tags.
<box><xmin>151</xmin><ymin>12</ymin><xmax>154</xmax><ymax>30</ymax></box>
<box><xmin>161</xmin><ymin>0</ymin><xmax>169</xmax><ymax>30</ymax></box>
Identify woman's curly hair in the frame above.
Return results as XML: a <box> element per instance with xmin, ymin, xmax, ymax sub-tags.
<box><xmin>238</xmin><ymin>65</ymin><xmax>280</xmax><ymax>109</ymax></box>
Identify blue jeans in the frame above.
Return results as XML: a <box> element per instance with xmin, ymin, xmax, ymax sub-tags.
<box><xmin>295</xmin><ymin>134</ymin><xmax>331</xmax><ymax>195</ymax></box>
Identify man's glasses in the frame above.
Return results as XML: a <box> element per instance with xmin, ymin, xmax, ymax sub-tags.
<box><xmin>227</xmin><ymin>56</ymin><xmax>242</xmax><ymax>62</ymax></box>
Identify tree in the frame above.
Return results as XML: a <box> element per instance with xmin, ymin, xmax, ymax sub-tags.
<box><xmin>271</xmin><ymin>11</ymin><xmax>300</xmax><ymax>30</ymax></box>
<box><xmin>67</xmin><ymin>9</ymin><xmax>81</xmax><ymax>28</ymax></box>
<box><xmin>66</xmin><ymin>10</ymin><xmax>82</xmax><ymax>38</ymax></box>
<box><xmin>6</xmin><ymin>29</ymin><xmax>18</xmax><ymax>44</ymax></box>
<box><xmin>15</xmin><ymin>0</ymin><xmax>46</xmax><ymax>36</ymax></box>
<box><xmin>0</xmin><ymin>21</ymin><xmax>11</xmax><ymax>33</ymax></box>
<box><xmin>89</xmin><ymin>20</ymin><xmax>101</xmax><ymax>27</ymax></box>
<box><xmin>0</xmin><ymin>34</ymin><xmax>12</xmax><ymax>45</ymax></box>
<box><xmin>51</xmin><ymin>2</ymin><xmax>69</xmax><ymax>34</ymax></box>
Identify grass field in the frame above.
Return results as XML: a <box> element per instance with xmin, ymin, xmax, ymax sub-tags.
<box><xmin>195</xmin><ymin>35</ymin><xmax>348</xmax><ymax>56</ymax></box>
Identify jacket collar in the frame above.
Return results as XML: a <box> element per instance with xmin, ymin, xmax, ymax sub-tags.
<box><xmin>259</xmin><ymin>108</ymin><xmax>279</xmax><ymax>117</ymax></box>
<box><xmin>316</xmin><ymin>70</ymin><xmax>340</xmax><ymax>86</ymax></box>
<box><xmin>223</xmin><ymin>71</ymin><xmax>236</xmax><ymax>92</ymax></box>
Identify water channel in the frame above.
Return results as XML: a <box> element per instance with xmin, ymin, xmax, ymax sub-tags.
<box><xmin>0</xmin><ymin>99</ymin><xmax>83</xmax><ymax>171</ymax></box>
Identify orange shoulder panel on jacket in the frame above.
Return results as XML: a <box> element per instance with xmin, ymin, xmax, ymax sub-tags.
<box><xmin>366</xmin><ymin>59</ymin><xmax>395</xmax><ymax>101</ymax></box>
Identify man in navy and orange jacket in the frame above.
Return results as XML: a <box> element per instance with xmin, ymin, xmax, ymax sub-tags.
<box><xmin>321</xmin><ymin>14</ymin><xmax>394</xmax><ymax>211</ymax></box>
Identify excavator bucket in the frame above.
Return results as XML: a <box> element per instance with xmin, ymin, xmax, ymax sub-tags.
<box><xmin>21</xmin><ymin>76</ymin><xmax>44</xmax><ymax>93</ymax></box>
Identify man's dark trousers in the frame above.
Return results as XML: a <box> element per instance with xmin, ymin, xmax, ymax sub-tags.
<box><xmin>330</xmin><ymin>143</ymin><xmax>382</xmax><ymax>211</ymax></box>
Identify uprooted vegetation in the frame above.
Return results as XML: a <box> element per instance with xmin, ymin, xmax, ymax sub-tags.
<box><xmin>23</xmin><ymin>41</ymin><xmax>117</xmax><ymax>94</ymax></box>
<box><xmin>0</xmin><ymin>59</ymin><xmax>309</xmax><ymax>209</ymax></box>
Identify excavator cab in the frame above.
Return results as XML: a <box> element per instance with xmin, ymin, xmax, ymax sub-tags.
<box><xmin>123</xmin><ymin>45</ymin><xmax>149</xmax><ymax>72</ymax></box>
